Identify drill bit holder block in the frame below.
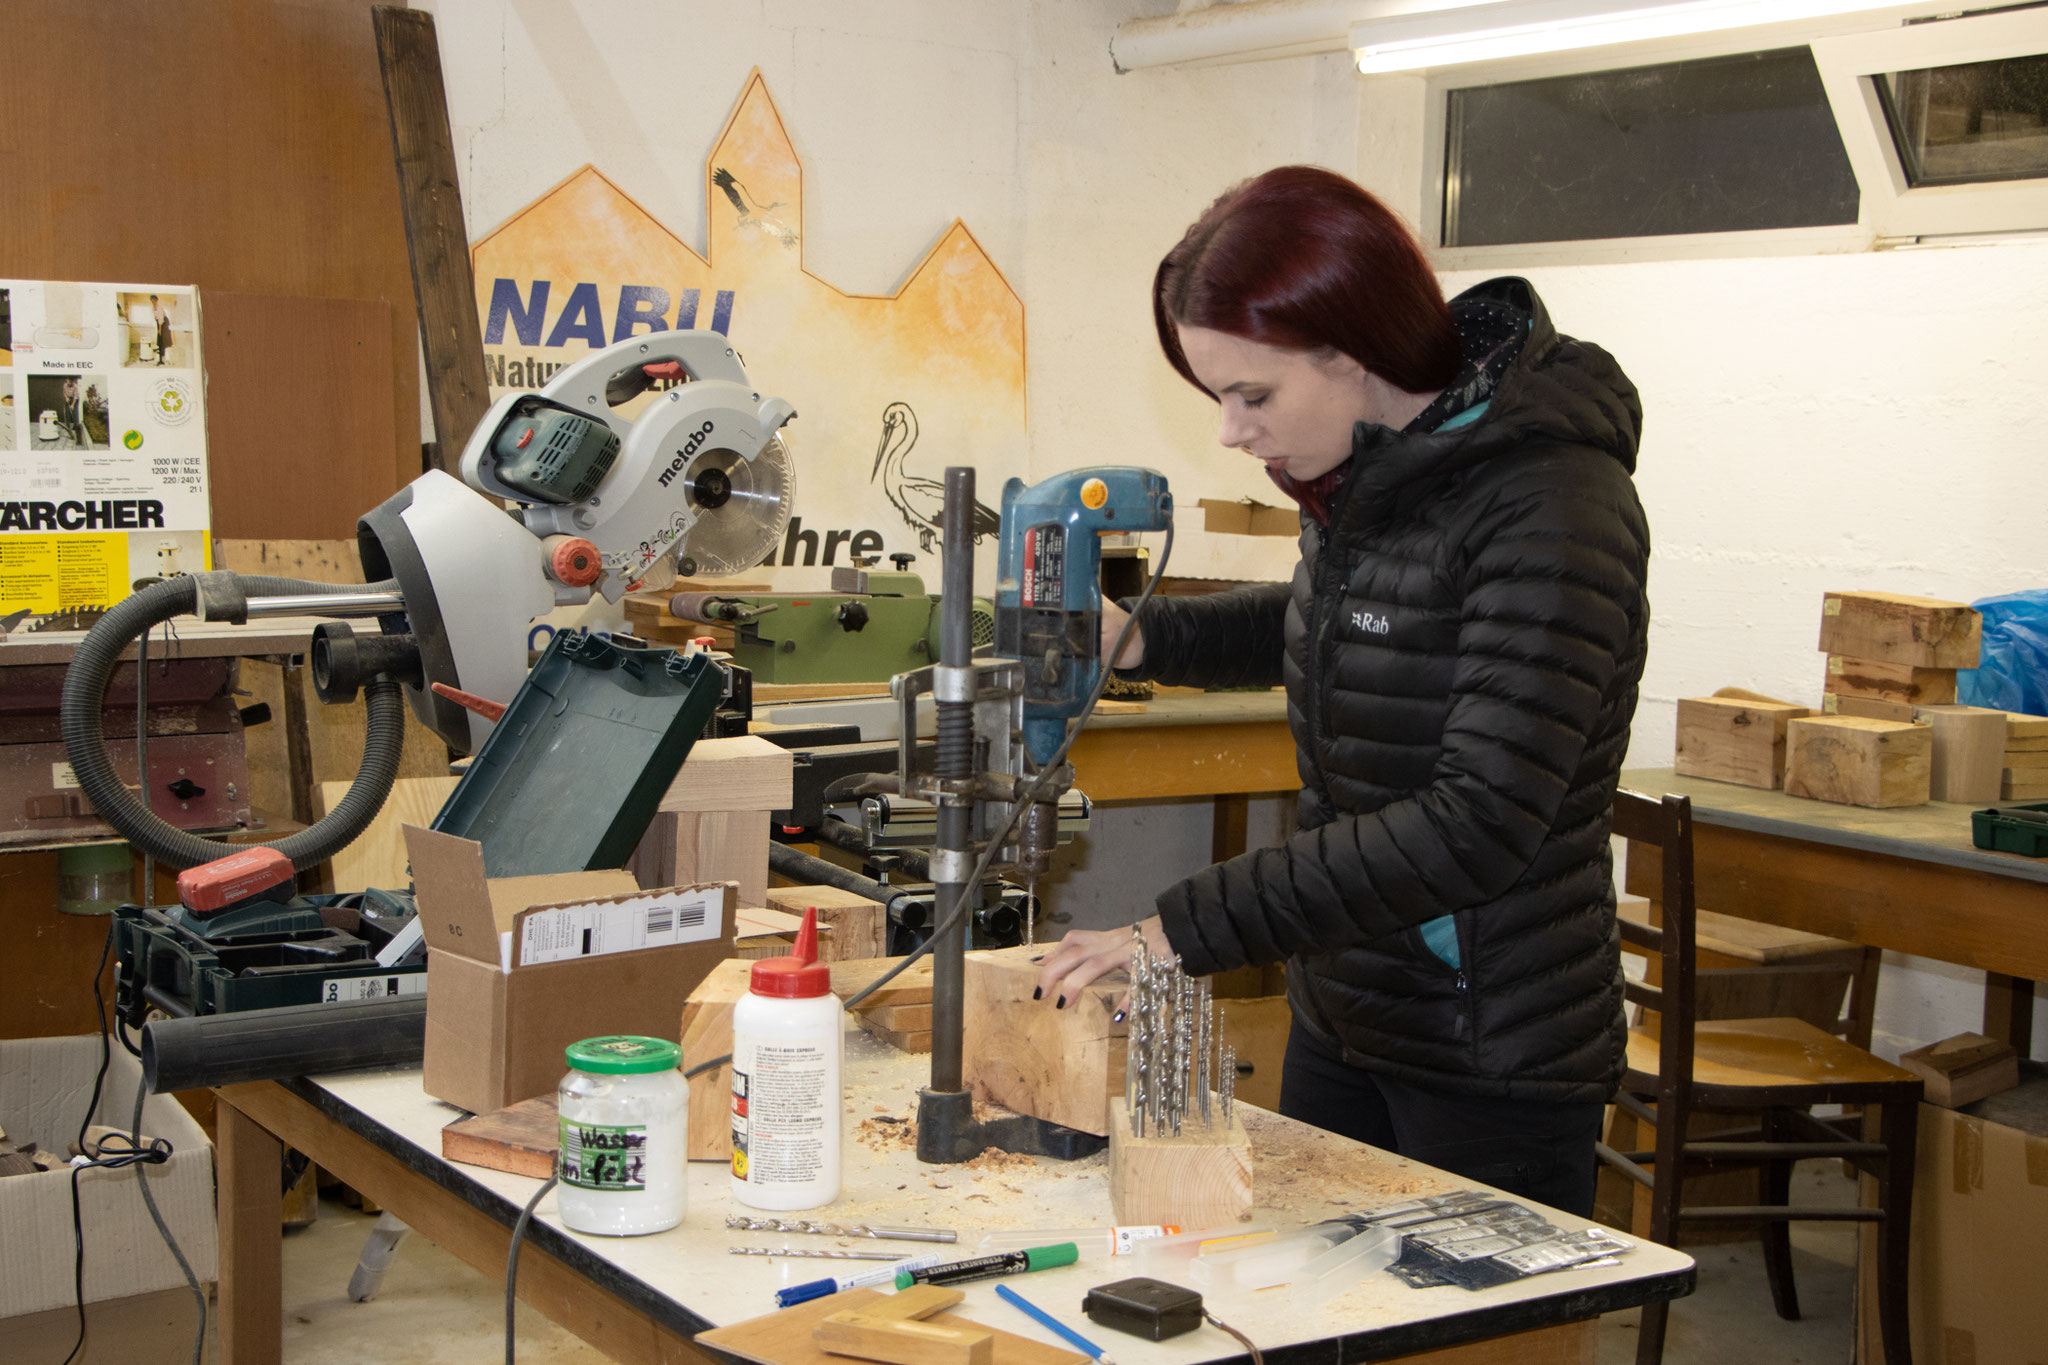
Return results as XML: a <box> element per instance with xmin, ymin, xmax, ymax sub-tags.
<box><xmin>1107</xmin><ymin>944</ymin><xmax>1252</xmax><ymax>1226</ymax></box>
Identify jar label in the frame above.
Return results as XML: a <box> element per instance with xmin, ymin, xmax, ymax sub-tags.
<box><xmin>731</xmin><ymin>1043</ymin><xmax>828</xmax><ymax>1185</ymax></box>
<box><xmin>558</xmin><ymin>1119</ymin><xmax>649</xmax><ymax>1192</ymax></box>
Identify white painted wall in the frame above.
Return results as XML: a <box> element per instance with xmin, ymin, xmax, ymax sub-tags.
<box><xmin>422</xmin><ymin>0</ymin><xmax>2044</xmax><ymax>1052</ymax></box>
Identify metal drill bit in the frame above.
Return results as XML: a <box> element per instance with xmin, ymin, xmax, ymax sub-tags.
<box><xmin>727</xmin><ymin>1247</ymin><xmax>906</xmax><ymax>1260</ymax></box>
<box><xmin>1196</xmin><ymin>978</ymin><xmax>1212</xmax><ymax>1128</ymax></box>
<box><xmin>724</xmin><ymin>1216</ymin><xmax>956</xmax><ymax>1242</ymax></box>
<box><xmin>1220</xmin><ymin>1042</ymin><xmax>1236</xmax><ymax>1126</ymax></box>
<box><xmin>1024</xmin><ymin>877</ymin><xmax>1036</xmax><ymax>946</ymax></box>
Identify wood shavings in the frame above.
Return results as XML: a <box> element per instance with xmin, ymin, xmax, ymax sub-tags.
<box><xmin>855</xmin><ymin>1115</ymin><xmax>918</xmax><ymax>1153</ymax></box>
<box><xmin>960</xmin><ymin>1146</ymin><xmax>1038</xmax><ymax>1174</ymax></box>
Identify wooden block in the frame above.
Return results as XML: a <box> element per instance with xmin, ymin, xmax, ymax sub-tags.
<box><xmin>1674</xmin><ymin>696</ymin><xmax>1809</xmax><ymax>789</ymax></box>
<box><xmin>316</xmin><ymin>775</ymin><xmax>459</xmax><ymax>890</ymax></box>
<box><xmin>682</xmin><ymin>956</ymin><xmax>752</xmax><ymax>1161</ymax></box>
<box><xmin>698</xmin><ymin>1288</ymin><xmax>1085</xmax><ymax>1365</ymax></box>
<box><xmin>1823</xmin><ymin>693</ymin><xmax>1917</xmax><ymax>723</ymax></box>
<box><xmin>963</xmin><ymin>945</ymin><xmax>1126</xmax><ymax>1136</ymax></box>
<box><xmin>1898</xmin><ymin>1032</ymin><xmax>2020</xmax><ymax>1108</ymax></box>
<box><xmin>1818</xmin><ymin>591</ymin><xmax>1980</xmax><ymax>669</ymax></box>
<box><xmin>1824</xmin><ymin>655</ymin><xmax>1957</xmax><ymax>706</ymax></box>
<box><xmin>1783</xmin><ymin>716</ymin><xmax>1932</xmax><ymax>808</ymax></box>
<box><xmin>767</xmin><ymin>885</ymin><xmax>889</xmax><ymax>961</ymax></box>
<box><xmin>2005</xmin><ymin>748</ymin><xmax>2048</xmax><ymax>771</ymax></box>
<box><xmin>1106</xmin><ymin>1097</ymin><xmax>1252</xmax><ymax>1227</ymax></box>
<box><xmin>2002</xmin><ymin>773</ymin><xmax>2048</xmax><ymax>800</ymax></box>
<box><xmin>660</xmin><ymin>735</ymin><xmax>794</xmax><ymax>813</ymax></box>
<box><xmin>2002</xmin><ymin>711</ymin><xmax>2048</xmax><ymax>742</ymax></box>
<box><xmin>857</xmin><ymin>1019</ymin><xmax>932</xmax><ymax>1053</ymax></box>
<box><xmin>828</xmin><ymin>956</ymin><xmax>933</xmax><ymax>1011</ymax></box>
<box><xmin>441</xmin><ymin>1095</ymin><xmax>557</xmax><ymax>1177</ymax></box>
<box><xmin>633</xmin><ymin>809</ymin><xmax>770</xmax><ymax>906</ymax></box>
<box><xmin>866</xmin><ymin>1003</ymin><xmax>932</xmax><ymax>1032</ymax></box>
<box><xmin>815</xmin><ymin>1314</ymin><xmax>992</xmax><ymax>1365</ymax></box>
<box><xmin>1913</xmin><ymin>705</ymin><xmax>2008</xmax><ymax>804</ymax></box>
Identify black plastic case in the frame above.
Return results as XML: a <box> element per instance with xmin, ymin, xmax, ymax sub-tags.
<box><xmin>1081</xmin><ymin>1278</ymin><xmax>1204</xmax><ymax>1341</ymax></box>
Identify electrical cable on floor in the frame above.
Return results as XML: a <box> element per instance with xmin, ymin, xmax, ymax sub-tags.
<box><xmin>506</xmin><ymin>525</ymin><xmax>1175</xmax><ymax>1363</ymax></box>
<box><xmin>504</xmin><ymin>1173</ymin><xmax>560</xmax><ymax>1365</ymax></box>
<box><xmin>1203</xmin><ymin>1310</ymin><xmax>1263</xmax><ymax>1365</ymax></box>
<box><xmin>131</xmin><ymin>1070</ymin><xmax>207</xmax><ymax>1365</ymax></box>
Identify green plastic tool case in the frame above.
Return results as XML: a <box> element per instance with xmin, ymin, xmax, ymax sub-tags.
<box><xmin>116</xmin><ymin>632</ymin><xmax>729</xmax><ymax>1022</ymax></box>
<box><xmin>1971</xmin><ymin>802</ymin><xmax>2048</xmax><ymax>857</ymax></box>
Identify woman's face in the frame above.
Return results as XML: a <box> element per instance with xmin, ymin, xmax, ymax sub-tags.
<box><xmin>1176</xmin><ymin>325</ymin><xmax>1374</xmax><ymax>483</ymax></box>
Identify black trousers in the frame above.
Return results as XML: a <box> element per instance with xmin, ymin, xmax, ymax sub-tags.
<box><xmin>1279</xmin><ymin>1024</ymin><xmax>1604</xmax><ymax>1217</ymax></box>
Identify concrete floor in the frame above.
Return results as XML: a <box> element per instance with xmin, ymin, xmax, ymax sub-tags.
<box><xmin>225</xmin><ymin>1163</ymin><xmax>1863</xmax><ymax>1364</ymax></box>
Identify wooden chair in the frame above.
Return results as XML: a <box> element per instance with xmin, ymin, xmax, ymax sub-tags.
<box><xmin>1597</xmin><ymin>789</ymin><xmax>1924</xmax><ymax>1365</ymax></box>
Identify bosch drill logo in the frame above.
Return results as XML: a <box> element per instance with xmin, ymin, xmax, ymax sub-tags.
<box><xmin>658</xmin><ymin>421</ymin><xmax>717</xmax><ymax>488</ymax></box>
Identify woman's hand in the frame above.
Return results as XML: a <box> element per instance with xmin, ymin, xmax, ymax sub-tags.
<box><xmin>1033</xmin><ymin>916</ymin><xmax>1172</xmax><ymax>1014</ymax></box>
<box><xmin>1101</xmin><ymin>600</ymin><xmax>1145</xmax><ymax>670</ymax></box>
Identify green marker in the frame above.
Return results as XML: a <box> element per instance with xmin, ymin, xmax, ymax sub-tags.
<box><xmin>894</xmin><ymin>1243</ymin><xmax>1079</xmax><ymax>1289</ymax></box>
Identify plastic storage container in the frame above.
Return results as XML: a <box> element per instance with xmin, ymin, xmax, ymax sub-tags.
<box><xmin>731</xmin><ymin>908</ymin><xmax>843</xmax><ymax>1210</ymax></box>
<box><xmin>556</xmin><ymin>1036</ymin><xmax>689</xmax><ymax>1236</ymax></box>
<box><xmin>1972</xmin><ymin>803</ymin><xmax>2048</xmax><ymax>857</ymax></box>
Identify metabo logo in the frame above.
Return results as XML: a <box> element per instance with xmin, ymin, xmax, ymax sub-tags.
<box><xmin>658</xmin><ymin>421</ymin><xmax>716</xmax><ymax>488</ymax></box>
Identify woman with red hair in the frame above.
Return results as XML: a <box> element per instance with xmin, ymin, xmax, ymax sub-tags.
<box><xmin>1036</xmin><ymin>166</ymin><xmax>1649</xmax><ymax>1216</ymax></box>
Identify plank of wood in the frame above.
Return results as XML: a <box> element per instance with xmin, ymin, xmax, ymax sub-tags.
<box><xmin>374</xmin><ymin>6</ymin><xmax>489</xmax><ymax>472</ymax></box>
<box><xmin>217</xmin><ymin>1100</ymin><xmax>284</xmax><ymax>1362</ymax></box>
<box><xmin>1106</xmin><ymin>1097</ymin><xmax>1253</xmax><ymax>1228</ymax></box>
<box><xmin>316</xmin><ymin>775</ymin><xmax>459</xmax><ymax>890</ymax></box>
<box><xmin>1711</xmin><ymin>686</ymin><xmax>1802</xmax><ymax>706</ymax></box>
<box><xmin>815</xmin><ymin>1312</ymin><xmax>992</xmax><ymax>1365</ymax></box>
<box><xmin>632</xmin><ymin>810</ymin><xmax>769</xmax><ymax>906</ymax></box>
<box><xmin>659</xmin><ymin>736</ymin><xmax>795</xmax><ymax>813</ymax></box>
<box><xmin>681</xmin><ymin>956</ymin><xmax>753</xmax><ymax>1161</ymax></box>
<box><xmin>1818</xmin><ymin>591</ymin><xmax>1980</xmax><ymax>669</ymax></box>
<box><xmin>866</xmin><ymin>1003</ymin><xmax>932</xmax><ymax>1032</ymax></box>
<box><xmin>1824</xmin><ymin>655</ymin><xmax>1957</xmax><ymax>706</ymax></box>
<box><xmin>441</xmin><ymin>1095</ymin><xmax>557</xmax><ymax>1178</ymax></box>
<box><xmin>767</xmin><ymin>885</ymin><xmax>889</xmax><ymax>961</ymax></box>
<box><xmin>1822</xmin><ymin>693</ymin><xmax>1917</xmax><ymax>723</ymax></box>
<box><xmin>828</xmin><ymin>956</ymin><xmax>933</xmax><ymax>1011</ymax></box>
<box><xmin>753</xmin><ymin>682</ymin><xmax>895</xmax><ymax>703</ymax></box>
<box><xmin>1783</xmin><ymin>716</ymin><xmax>1931</xmax><ymax>808</ymax></box>
<box><xmin>1673</xmin><ymin>696</ymin><xmax>1808</xmax><ymax>789</ymax></box>
<box><xmin>699</xmin><ymin>1288</ymin><xmax>1083</xmax><ymax>1365</ymax></box>
<box><xmin>963</xmin><ymin>945</ymin><xmax>1125</xmax><ymax>1136</ymax></box>
<box><xmin>856</xmin><ymin>1019</ymin><xmax>932</xmax><ymax>1054</ymax></box>
<box><xmin>2005</xmin><ymin>749</ymin><xmax>2048</xmax><ymax>771</ymax></box>
<box><xmin>2003</xmin><ymin>712</ymin><xmax>2048</xmax><ymax>742</ymax></box>
<box><xmin>2001</xmin><ymin>773</ymin><xmax>2048</xmax><ymax>800</ymax></box>
<box><xmin>1914</xmin><ymin>705</ymin><xmax>2008</xmax><ymax>805</ymax></box>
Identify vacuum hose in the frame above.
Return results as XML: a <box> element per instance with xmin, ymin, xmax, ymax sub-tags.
<box><xmin>59</xmin><ymin>575</ymin><xmax>409</xmax><ymax>873</ymax></box>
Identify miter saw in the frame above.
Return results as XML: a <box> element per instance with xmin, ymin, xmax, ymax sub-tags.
<box><xmin>59</xmin><ymin>331</ymin><xmax>797</xmax><ymax>874</ymax></box>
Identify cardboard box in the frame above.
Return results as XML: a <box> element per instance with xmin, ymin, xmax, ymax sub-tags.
<box><xmin>0</xmin><ymin>1037</ymin><xmax>217</xmax><ymax>1340</ymax></box>
<box><xmin>1857</xmin><ymin>1081</ymin><xmax>2048</xmax><ymax>1364</ymax></box>
<box><xmin>407</xmin><ymin>825</ymin><xmax>737</xmax><ymax>1115</ymax></box>
<box><xmin>1197</xmin><ymin>497</ymin><xmax>1300</xmax><ymax>538</ymax></box>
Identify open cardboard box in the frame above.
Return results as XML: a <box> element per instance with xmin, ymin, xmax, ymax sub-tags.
<box><xmin>1197</xmin><ymin>497</ymin><xmax>1301</xmax><ymax>537</ymax></box>
<box><xmin>406</xmin><ymin>825</ymin><xmax>737</xmax><ymax>1116</ymax></box>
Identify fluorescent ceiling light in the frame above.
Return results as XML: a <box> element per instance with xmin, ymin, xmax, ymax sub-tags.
<box><xmin>1353</xmin><ymin>0</ymin><xmax>1905</xmax><ymax>72</ymax></box>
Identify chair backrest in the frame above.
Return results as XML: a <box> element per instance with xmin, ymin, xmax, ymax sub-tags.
<box><xmin>1611</xmin><ymin>789</ymin><xmax>1697</xmax><ymax>1102</ymax></box>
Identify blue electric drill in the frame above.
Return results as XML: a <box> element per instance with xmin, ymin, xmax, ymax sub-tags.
<box><xmin>994</xmin><ymin>466</ymin><xmax>1174</xmax><ymax>768</ymax></box>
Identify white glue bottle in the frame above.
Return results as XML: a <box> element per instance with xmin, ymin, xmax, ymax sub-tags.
<box><xmin>730</xmin><ymin>907</ymin><xmax>842</xmax><ymax>1210</ymax></box>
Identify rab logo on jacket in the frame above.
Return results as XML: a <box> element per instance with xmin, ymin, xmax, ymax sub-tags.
<box><xmin>1352</xmin><ymin>610</ymin><xmax>1391</xmax><ymax>636</ymax></box>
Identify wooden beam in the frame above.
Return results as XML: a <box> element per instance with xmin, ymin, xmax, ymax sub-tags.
<box><xmin>217</xmin><ymin>1099</ymin><xmax>284</xmax><ymax>1364</ymax></box>
<box><xmin>373</xmin><ymin>5</ymin><xmax>491</xmax><ymax>469</ymax></box>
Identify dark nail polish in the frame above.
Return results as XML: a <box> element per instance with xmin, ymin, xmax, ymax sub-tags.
<box><xmin>1056</xmin><ymin>995</ymin><xmax>1066</xmax><ymax>1010</ymax></box>
<box><xmin>1032</xmin><ymin>987</ymin><xmax>1042</xmax><ymax>1001</ymax></box>
<box><xmin>1031</xmin><ymin>955</ymin><xmax>1044</xmax><ymax>963</ymax></box>
<box><xmin>1112</xmin><ymin>1009</ymin><xmax>1126</xmax><ymax>1024</ymax></box>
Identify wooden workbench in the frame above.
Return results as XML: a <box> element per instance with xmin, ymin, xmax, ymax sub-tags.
<box><xmin>211</xmin><ymin>1026</ymin><xmax>1691</xmax><ymax>1364</ymax></box>
<box><xmin>1619</xmin><ymin>767</ymin><xmax>2048</xmax><ymax>1053</ymax></box>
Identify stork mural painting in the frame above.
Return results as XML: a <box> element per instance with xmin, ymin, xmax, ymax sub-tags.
<box><xmin>469</xmin><ymin>69</ymin><xmax>1027</xmax><ymax>599</ymax></box>
<box><xmin>871</xmin><ymin>402</ymin><xmax>999</xmax><ymax>553</ymax></box>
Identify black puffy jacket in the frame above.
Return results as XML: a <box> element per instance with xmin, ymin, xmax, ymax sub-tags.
<box><xmin>1133</xmin><ymin>278</ymin><xmax>1649</xmax><ymax>1104</ymax></box>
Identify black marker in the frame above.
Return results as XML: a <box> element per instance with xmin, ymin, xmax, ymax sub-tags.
<box><xmin>894</xmin><ymin>1243</ymin><xmax>1079</xmax><ymax>1289</ymax></box>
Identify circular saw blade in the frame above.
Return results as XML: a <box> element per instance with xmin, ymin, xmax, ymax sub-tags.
<box><xmin>680</xmin><ymin>434</ymin><xmax>793</xmax><ymax>578</ymax></box>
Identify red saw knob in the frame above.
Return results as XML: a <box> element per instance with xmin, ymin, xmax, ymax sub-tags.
<box><xmin>544</xmin><ymin>535</ymin><xmax>603</xmax><ymax>587</ymax></box>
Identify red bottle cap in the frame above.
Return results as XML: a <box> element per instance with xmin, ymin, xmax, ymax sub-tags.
<box><xmin>750</xmin><ymin>907</ymin><xmax>832</xmax><ymax>998</ymax></box>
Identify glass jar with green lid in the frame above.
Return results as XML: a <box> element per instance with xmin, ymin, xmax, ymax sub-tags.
<box><xmin>556</xmin><ymin>1035</ymin><xmax>688</xmax><ymax>1235</ymax></box>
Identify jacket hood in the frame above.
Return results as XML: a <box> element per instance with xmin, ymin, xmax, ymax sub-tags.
<box><xmin>1332</xmin><ymin>277</ymin><xmax>1642</xmax><ymax>535</ymax></box>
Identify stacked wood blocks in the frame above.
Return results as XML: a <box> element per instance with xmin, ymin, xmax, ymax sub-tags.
<box><xmin>631</xmin><ymin>735</ymin><xmax>793</xmax><ymax>906</ymax></box>
<box><xmin>2002</xmin><ymin>711</ymin><xmax>2048</xmax><ymax>800</ymax></box>
<box><xmin>1784</xmin><ymin>592</ymin><xmax>1983</xmax><ymax>808</ymax></box>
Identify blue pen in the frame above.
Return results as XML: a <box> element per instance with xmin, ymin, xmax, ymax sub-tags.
<box><xmin>774</xmin><ymin>1252</ymin><xmax>952</xmax><ymax>1308</ymax></box>
<box><xmin>994</xmin><ymin>1283</ymin><xmax>1112</xmax><ymax>1363</ymax></box>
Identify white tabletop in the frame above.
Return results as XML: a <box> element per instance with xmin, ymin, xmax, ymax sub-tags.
<box><xmin>303</xmin><ymin>1026</ymin><xmax>1690</xmax><ymax>1362</ymax></box>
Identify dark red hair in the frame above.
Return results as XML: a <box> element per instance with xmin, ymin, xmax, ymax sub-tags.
<box><xmin>1154</xmin><ymin>166</ymin><xmax>1460</xmax><ymax>397</ymax></box>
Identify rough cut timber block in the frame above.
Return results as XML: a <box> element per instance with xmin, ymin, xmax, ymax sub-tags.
<box><xmin>963</xmin><ymin>945</ymin><xmax>1126</xmax><ymax>1137</ymax></box>
<box><xmin>659</xmin><ymin>734</ymin><xmax>794</xmax><ymax>813</ymax></box>
<box><xmin>828</xmin><ymin>956</ymin><xmax>933</xmax><ymax>1011</ymax></box>
<box><xmin>1912</xmin><ymin>705</ymin><xmax>2008</xmax><ymax>805</ymax></box>
<box><xmin>681</xmin><ymin>955</ymin><xmax>753</xmax><ymax>1161</ymax></box>
<box><xmin>767</xmin><ymin>885</ymin><xmax>889</xmax><ymax>961</ymax></box>
<box><xmin>1784</xmin><ymin>716</ymin><xmax>1932</xmax><ymax>808</ymax></box>
<box><xmin>1674</xmin><ymin>696</ymin><xmax>1810</xmax><ymax>789</ymax></box>
<box><xmin>1106</xmin><ymin>1097</ymin><xmax>1253</xmax><ymax>1227</ymax></box>
<box><xmin>1897</xmin><ymin>1033</ymin><xmax>2019</xmax><ymax>1108</ymax></box>
<box><xmin>1824</xmin><ymin>655</ymin><xmax>1957</xmax><ymax>706</ymax></box>
<box><xmin>1818</xmin><ymin>591</ymin><xmax>1981</xmax><ymax>670</ymax></box>
<box><xmin>1823</xmin><ymin>693</ymin><xmax>1917</xmax><ymax>723</ymax></box>
<box><xmin>633</xmin><ymin>810</ymin><xmax>770</xmax><ymax>907</ymax></box>
<box><xmin>2006</xmin><ymin>749</ymin><xmax>2048</xmax><ymax>771</ymax></box>
<box><xmin>2003</xmin><ymin>772</ymin><xmax>2048</xmax><ymax>800</ymax></box>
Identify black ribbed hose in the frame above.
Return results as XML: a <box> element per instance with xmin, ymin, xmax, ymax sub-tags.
<box><xmin>60</xmin><ymin>575</ymin><xmax>408</xmax><ymax>872</ymax></box>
